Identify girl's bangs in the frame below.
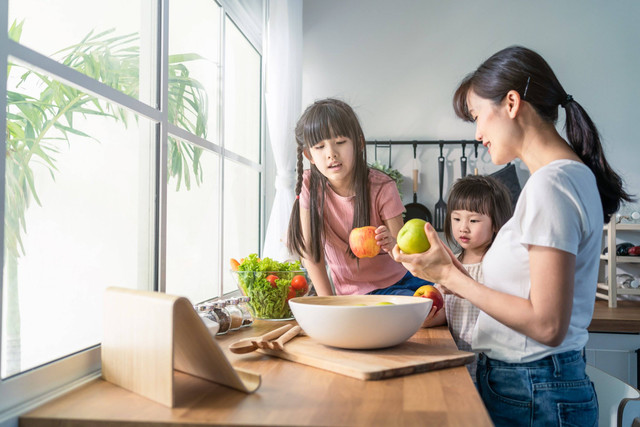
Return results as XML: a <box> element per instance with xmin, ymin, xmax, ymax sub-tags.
<box><xmin>451</xmin><ymin>191</ymin><xmax>491</xmax><ymax>217</ymax></box>
<box><xmin>303</xmin><ymin>107</ymin><xmax>352</xmax><ymax>147</ymax></box>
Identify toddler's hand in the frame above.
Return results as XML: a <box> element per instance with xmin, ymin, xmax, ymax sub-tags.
<box><xmin>375</xmin><ymin>225</ymin><xmax>396</xmax><ymax>255</ymax></box>
<box><xmin>421</xmin><ymin>305</ymin><xmax>444</xmax><ymax>328</ymax></box>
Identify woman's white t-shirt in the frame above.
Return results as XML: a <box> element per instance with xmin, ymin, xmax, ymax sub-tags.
<box><xmin>474</xmin><ymin>160</ymin><xmax>603</xmax><ymax>363</ymax></box>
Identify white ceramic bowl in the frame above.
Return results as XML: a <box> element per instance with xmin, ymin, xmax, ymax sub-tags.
<box><xmin>288</xmin><ymin>295</ymin><xmax>432</xmax><ymax>350</ymax></box>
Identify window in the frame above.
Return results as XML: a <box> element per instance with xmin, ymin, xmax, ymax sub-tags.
<box><xmin>0</xmin><ymin>0</ymin><xmax>264</xmax><ymax>417</ymax></box>
<box><xmin>222</xmin><ymin>17</ymin><xmax>263</xmax><ymax>295</ymax></box>
<box><xmin>166</xmin><ymin>138</ymin><xmax>221</xmax><ymax>302</ymax></box>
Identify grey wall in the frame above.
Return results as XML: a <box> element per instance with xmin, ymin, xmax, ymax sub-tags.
<box><xmin>300</xmin><ymin>0</ymin><xmax>640</xmax><ymax>214</ymax></box>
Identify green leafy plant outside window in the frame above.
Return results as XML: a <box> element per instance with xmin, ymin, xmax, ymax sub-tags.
<box><xmin>4</xmin><ymin>20</ymin><xmax>208</xmax><ymax>375</ymax></box>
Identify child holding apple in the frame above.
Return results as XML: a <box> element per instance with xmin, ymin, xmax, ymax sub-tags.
<box><xmin>394</xmin><ymin>46</ymin><xmax>633</xmax><ymax>426</ymax></box>
<box><xmin>286</xmin><ymin>98</ymin><xmax>434</xmax><ymax>297</ymax></box>
<box><xmin>421</xmin><ymin>175</ymin><xmax>513</xmax><ymax>381</ymax></box>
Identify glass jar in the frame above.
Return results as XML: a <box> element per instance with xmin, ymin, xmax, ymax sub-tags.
<box><xmin>211</xmin><ymin>302</ymin><xmax>231</xmax><ymax>335</ymax></box>
<box><xmin>195</xmin><ymin>304</ymin><xmax>218</xmax><ymax>322</ymax></box>
<box><xmin>224</xmin><ymin>298</ymin><xmax>244</xmax><ymax>331</ymax></box>
<box><xmin>237</xmin><ymin>296</ymin><xmax>254</xmax><ymax>327</ymax></box>
<box><xmin>195</xmin><ymin>304</ymin><xmax>220</xmax><ymax>336</ymax></box>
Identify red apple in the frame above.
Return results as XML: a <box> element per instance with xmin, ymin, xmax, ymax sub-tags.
<box><xmin>349</xmin><ymin>226</ymin><xmax>381</xmax><ymax>258</ymax></box>
<box><xmin>414</xmin><ymin>285</ymin><xmax>444</xmax><ymax>311</ymax></box>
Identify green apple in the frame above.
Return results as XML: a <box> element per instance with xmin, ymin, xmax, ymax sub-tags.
<box><xmin>397</xmin><ymin>219</ymin><xmax>431</xmax><ymax>254</ymax></box>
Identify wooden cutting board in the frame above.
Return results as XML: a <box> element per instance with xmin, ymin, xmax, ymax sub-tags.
<box><xmin>259</xmin><ymin>331</ymin><xmax>475</xmax><ymax>380</ymax></box>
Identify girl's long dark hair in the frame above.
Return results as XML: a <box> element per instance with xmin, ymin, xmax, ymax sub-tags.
<box><xmin>287</xmin><ymin>98</ymin><xmax>370</xmax><ymax>262</ymax></box>
<box><xmin>444</xmin><ymin>175</ymin><xmax>513</xmax><ymax>261</ymax></box>
<box><xmin>453</xmin><ymin>45</ymin><xmax>633</xmax><ymax>223</ymax></box>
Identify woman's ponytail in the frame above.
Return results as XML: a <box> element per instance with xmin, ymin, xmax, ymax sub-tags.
<box><xmin>563</xmin><ymin>99</ymin><xmax>633</xmax><ymax>223</ymax></box>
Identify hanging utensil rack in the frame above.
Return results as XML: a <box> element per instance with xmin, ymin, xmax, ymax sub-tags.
<box><xmin>366</xmin><ymin>139</ymin><xmax>478</xmax><ymax>148</ymax></box>
<box><xmin>366</xmin><ymin>140</ymin><xmax>479</xmax><ymax>166</ymax></box>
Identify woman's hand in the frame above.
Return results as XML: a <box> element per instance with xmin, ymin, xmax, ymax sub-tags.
<box><xmin>392</xmin><ymin>222</ymin><xmax>456</xmax><ymax>285</ymax></box>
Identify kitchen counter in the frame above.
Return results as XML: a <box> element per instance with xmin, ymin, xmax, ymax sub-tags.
<box><xmin>20</xmin><ymin>322</ymin><xmax>491</xmax><ymax>426</ymax></box>
<box><xmin>589</xmin><ymin>300</ymin><xmax>640</xmax><ymax>333</ymax></box>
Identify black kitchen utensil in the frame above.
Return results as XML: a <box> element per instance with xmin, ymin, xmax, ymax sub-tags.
<box><xmin>489</xmin><ymin>162</ymin><xmax>521</xmax><ymax>211</ymax></box>
<box><xmin>460</xmin><ymin>143</ymin><xmax>467</xmax><ymax>178</ymax></box>
<box><xmin>404</xmin><ymin>143</ymin><xmax>432</xmax><ymax>224</ymax></box>
<box><xmin>474</xmin><ymin>142</ymin><xmax>479</xmax><ymax>175</ymax></box>
<box><xmin>374</xmin><ymin>140</ymin><xmax>391</xmax><ymax>168</ymax></box>
<box><xmin>434</xmin><ymin>143</ymin><xmax>447</xmax><ymax>231</ymax></box>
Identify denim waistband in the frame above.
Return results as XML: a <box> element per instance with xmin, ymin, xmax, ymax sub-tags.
<box><xmin>478</xmin><ymin>348</ymin><xmax>585</xmax><ymax>368</ymax></box>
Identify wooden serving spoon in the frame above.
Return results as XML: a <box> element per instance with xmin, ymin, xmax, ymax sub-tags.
<box><xmin>266</xmin><ymin>325</ymin><xmax>302</xmax><ymax>351</ymax></box>
<box><xmin>228</xmin><ymin>324</ymin><xmax>294</xmax><ymax>354</ymax></box>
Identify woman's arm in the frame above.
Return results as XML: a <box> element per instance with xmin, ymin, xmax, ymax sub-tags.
<box><xmin>393</xmin><ymin>222</ymin><xmax>575</xmax><ymax>346</ymax></box>
<box><xmin>299</xmin><ymin>206</ymin><xmax>334</xmax><ymax>296</ymax></box>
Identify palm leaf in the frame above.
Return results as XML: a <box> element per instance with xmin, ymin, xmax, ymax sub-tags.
<box><xmin>5</xmin><ymin>20</ymin><xmax>210</xmax><ymax>265</ymax></box>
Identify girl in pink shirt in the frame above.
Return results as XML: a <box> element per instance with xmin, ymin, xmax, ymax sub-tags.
<box><xmin>287</xmin><ymin>98</ymin><xmax>433</xmax><ymax>297</ymax></box>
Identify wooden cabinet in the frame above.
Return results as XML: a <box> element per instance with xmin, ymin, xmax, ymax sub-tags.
<box><xmin>598</xmin><ymin>221</ymin><xmax>640</xmax><ymax>307</ymax></box>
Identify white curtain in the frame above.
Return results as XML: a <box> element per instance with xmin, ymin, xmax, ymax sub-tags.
<box><xmin>262</xmin><ymin>0</ymin><xmax>303</xmax><ymax>261</ymax></box>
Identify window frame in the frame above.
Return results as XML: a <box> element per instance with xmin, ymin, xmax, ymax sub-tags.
<box><xmin>0</xmin><ymin>0</ymin><xmax>265</xmax><ymax>421</ymax></box>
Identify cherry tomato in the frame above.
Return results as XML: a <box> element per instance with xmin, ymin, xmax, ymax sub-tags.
<box><xmin>266</xmin><ymin>274</ymin><xmax>279</xmax><ymax>288</ymax></box>
<box><xmin>291</xmin><ymin>275</ymin><xmax>307</xmax><ymax>291</ymax></box>
<box><xmin>287</xmin><ymin>286</ymin><xmax>297</xmax><ymax>300</ymax></box>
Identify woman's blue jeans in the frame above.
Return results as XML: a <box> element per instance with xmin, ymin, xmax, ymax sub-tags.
<box><xmin>476</xmin><ymin>349</ymin><xmax>598</xmax><ymax>426</ymax></box>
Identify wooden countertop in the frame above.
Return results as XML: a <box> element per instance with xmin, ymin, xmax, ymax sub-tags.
<box><xmin>589</xmin><ymin>300</ymin><xmax>640</xmax><ymax>333</ymax></box>
<box><xmin>20</xmin><ymin>322</ymin><xmax>491</xmax><ymax>427</ymax></box>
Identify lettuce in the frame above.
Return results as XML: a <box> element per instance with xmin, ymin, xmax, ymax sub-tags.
<box><xmin>235</xmin><ymin>254</ymin><xmax>303</xmax><ymax>319</ymax></box>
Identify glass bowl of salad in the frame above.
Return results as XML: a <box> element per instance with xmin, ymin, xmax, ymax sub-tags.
<box><xmin>230</xmin><ymin>254</ymin><xmax>312</xmax><ymax>320</ymax></box>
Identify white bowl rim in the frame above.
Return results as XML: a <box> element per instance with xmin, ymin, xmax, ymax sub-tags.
<box><xmin>289</xmin><ymin>294</ymin><xmax>431</xmax><ymax>307</ymax></box>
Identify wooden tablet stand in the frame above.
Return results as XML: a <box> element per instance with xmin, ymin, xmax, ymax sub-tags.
<box><xmin>101</xmin><ymin>287</ymin><xmax>261</xmax><ymax>407</ymax></box>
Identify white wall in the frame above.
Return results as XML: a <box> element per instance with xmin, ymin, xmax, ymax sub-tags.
<box><xmin>300</xmin><ymin>0</ymin><xmax>640</xmax><ymax>214</ymax></box>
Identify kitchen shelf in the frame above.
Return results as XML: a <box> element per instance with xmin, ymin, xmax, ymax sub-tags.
<box><xmin>598</xmin><ymin>221</ymin><xmax>640</xmax><ymax>307</ymax></box>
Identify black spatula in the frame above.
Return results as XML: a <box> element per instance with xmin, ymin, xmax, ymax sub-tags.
<box><xmin>434</xmin><ymin>143</ymin><xmax>447</xmax><ymax>231</ymax></box>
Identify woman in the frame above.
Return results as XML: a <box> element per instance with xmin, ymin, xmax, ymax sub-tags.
<box><xmin>393</xmin><ymin>46</ymin><xmax>632</xmax><ymax>426</ymax></box>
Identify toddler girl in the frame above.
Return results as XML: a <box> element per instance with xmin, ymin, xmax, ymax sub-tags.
<box><xmin>423</xmin><ymin>175</ymin><xmax>513</xmax><ymax>379</ymax></box>
<box><xmin>287</xmin><ymin>98</ymin><xmax>433</xmax><ymax>296</ymax></box>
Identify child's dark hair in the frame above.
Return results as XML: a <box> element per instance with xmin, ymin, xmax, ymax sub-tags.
<box><xmin>453</xmin><ymin>45</ymin><xmax>633</xmax><ymax>223</ymax></box>
<box><xmin>287</xmin><ymin>98</ymin><xmax>369</xmax><ymax>262</ymax></box>
<box><xmin>444</xmin><ymin>175</ymin><xmax>513</xmax><ymax>260</ymax></box>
